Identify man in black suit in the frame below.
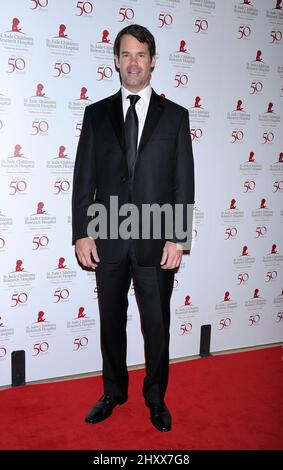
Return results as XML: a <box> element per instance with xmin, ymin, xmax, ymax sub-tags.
<box><xmin>72</xmin><ymin>24</ymin><xmax>194</xmax><ymax>432</ymax></box>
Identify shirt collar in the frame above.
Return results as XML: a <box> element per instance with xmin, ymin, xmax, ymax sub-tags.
<box><xmin>121</xmin><ymin>84</ymin><xmax>152</xmax><ymax>106</ymax></box>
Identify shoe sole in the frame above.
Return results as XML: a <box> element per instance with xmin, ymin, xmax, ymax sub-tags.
<box><xmin>150</xmin><ymin>418</ymin><xmax>171</xmax><ymax>432</ymax></box>
<box><xmin>85</xmin><ymin>413</ymin><xmax>112</xmax><ymax>424</ymax></box>
<box><xmin>85</xmin><ymin>401</ymin><xmax>126</xmax><ymax>424</ymax></box>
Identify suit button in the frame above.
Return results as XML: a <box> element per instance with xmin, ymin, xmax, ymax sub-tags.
<box><xmin>121</xmin><ymin>176</ymin><xmax>127</xmax><ymax>182</ymax></box>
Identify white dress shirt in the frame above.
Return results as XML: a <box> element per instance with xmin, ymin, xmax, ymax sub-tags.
<box><xmin>121</xmin><ymin>84</ymin><xmax>152</xmax><ymax>147</ymax></box>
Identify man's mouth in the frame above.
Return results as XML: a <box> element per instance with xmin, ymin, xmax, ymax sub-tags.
<box><xmin>127</xmin><ymin>69</ymin><xmax>140</xmax><ymax>75</ymax></box>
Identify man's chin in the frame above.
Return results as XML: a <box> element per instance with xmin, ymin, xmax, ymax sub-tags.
<box><xmin>124</xmin><ymin>83</ymin><xmax>143</xmax><ymax>92</ymax></box>
<box><xmin>125</xmin><ymin>79</ymin><xmax>141</xmax><ymax>87</ymax></box>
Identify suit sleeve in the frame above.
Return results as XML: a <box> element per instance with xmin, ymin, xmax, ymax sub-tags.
<box><xmin>171</xmin><ymin>109</ymin><xmax>195</xmax><ymax>246</ymax></box>
<box><xmin>72</xmin><ymin>106</ymin><xmax>96</xmax><ymax>244</ymax></box>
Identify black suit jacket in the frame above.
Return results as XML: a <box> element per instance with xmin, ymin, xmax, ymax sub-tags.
<box><xmin>72</xmin><ymin>89</ymin><xmax>194</xmax><ymax>266</ymax></box>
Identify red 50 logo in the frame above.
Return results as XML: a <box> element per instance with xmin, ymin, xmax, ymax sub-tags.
<box><xmin>11</xmin><ymin>292</ymin><xmax>28</xmax><ymax>307</ymax></box>
<box><xmin>249</xmin><ymin>314</ymin><xmax>260</xmax><ymax>326</ymax></box>
<box><xmin>237</xmin><ymin>273</ymin><xmax>249</xmax><ymax>285</ymax></box>
<box><xmin>75</xmin><ymin>122</ymin><xmax>82</xmax><ymax>137</ymax></box>
<box><xmin>32</xmin><ymin>235</ymin><xmax>49</xmax><ymax>250</ymax></box>
<box><xmin>174</xmin><ymin>74</ymin><xmax>188</xmax><ymax>88</ymax></box>
<box><xmin>33</xmin><ymin>341</ymin><xmax>49</xmax><ymax>356</ymax></box>
<box><xmin>119</xmin><ymin>7</ymin><xmax>134</xmax><ymax>22</ymax></box>
<box><xmin>9</xmin><ymin>179</ymin><xmax>27</xmax><ymax>195</ymax></box>
<box><xmin>96</xmin><ymin>66</ymin><xmax>113</xmax><ymax>81</ymax></box>
<box><xmin>270</xmin><ymin>30</ymin><xmax>282</xmax><ymax>44</ymax></box>
<box><xmin>30</xmin><ymin>0</ymin><xmax>48</xmax><ymax>9</ymax></box>
<box><xmin>73</xmin><ymin>336</ymin><xmax>88</xmax><ymax>350</ymax></box>
<box><xmin>76</xmin><ymin>1</ymin><xmax>93</xmax><ymax>16</ymax></box>
<box><xmin>53</xmin><ymin>179</ymin><xmax>70</xmax><ymax>195</ymax></box>
<box><xmin>32</xmin><ymin>120</ymin><xmax>49</xmax><ymax>135</ymax></box>
<box><xmin>266</xmin><ymin>271</ymin><xmax>277</xmax><ymax>282</ymax></box>
<box><xmin>276</xmin><ymin>312</ymin><xmax>283</xmax><ymax>322</ymax></box>
<box><xmin>250</xmin><ymin>81</ymin><xmax>263</xmax><ymax>94</ymax></box>
<box><xmin>7</xmin><ymin>57</ymin><xmax>26</xmax><ymax>73</ymax></box>
<box><xmin>53</xmin><ymin>288</ymin><xmax>70</xmax><ymax>303</ymax></box>
<box><xmin>238</xmin><ymin>25</ymin><xmax>251</xmax><ymax>39</ymax></box>
<box><xmin>190</xmin><ymin>128</ymin><xmax>202</xmax><ymax>141</ymax></box>
<box><xmin>273</xmin><ymin>180</ymin><xmax>283</xmax><ymax>192</ymax></box>
<box><xmin>243</xmin><ymin>180</ymin><xmax>255</xmax><ymax>193</ymax></box>
<box><xmin>54</xmin><ymin>62</ymin><xmax>71</xmax><ymax>78</ymax></box>
<box><xmin>255</xmin><ymin>226</ymin><xmax>267</xmax><ymax>238</ymax></box>
<box><xmin>179</xmin><ymin>322</ymin><xmax>192</xmax><ymax>335</ymax></box>
<box><xmin>262</xmin><ymin>131</ymin><xmax>274</xmax><ymax>144</ymax></box>
<box><xmin>158</xmin><ymin>12</ymin><xmax>173</xmax><ymax>27</ymax></box>
<box><xmin>218</xmin><ymin>318</ymin><xmax>231</xmax><ymax>330</ymax></box>
<box><xmin>0</xmin><ymin>347</ymin><xmax>7</xmax><ymax>358</ymax></box>
<box><xmin>225</xmin><ymin>227</ymin><xmax>238</xmax><ymax>240</ymax></box>
<box><xmin>231</xmin><ymin>130</ymin><xmax>244</xmax><ymax>143</ymax></box>
<box><xmin>0</xmin><ymin>236</ymin><xmax>5</xmax><ymax>249</ymax></box>
<box><xmin>195</xmin><ymin>19</ymin><xmax>208</xmax><ymax>33</ymax></box>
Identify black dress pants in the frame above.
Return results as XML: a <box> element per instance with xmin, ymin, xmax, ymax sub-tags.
<box><xmin>95</xmin><ymin>241</ymin><xmax>174</xmax><ymax>405</ymax></box>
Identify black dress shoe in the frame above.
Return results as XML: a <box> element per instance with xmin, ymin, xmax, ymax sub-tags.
<box><xmin>147</xmin><ymin>402</ymin><xmax>172</xmax><ymax>432</ymax></box>
<box><xmin>85</xmin><ymin>395</ymin><xmax>127</xmax><ymax>424</ymax></box>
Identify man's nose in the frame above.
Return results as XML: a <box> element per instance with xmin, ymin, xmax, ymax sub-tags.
<box><xmin>129</xmin><ymin>56</ymin><xmax>138</xmax><ymax>65</ymax></box>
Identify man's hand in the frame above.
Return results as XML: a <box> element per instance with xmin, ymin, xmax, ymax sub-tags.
<box><xmin>75</xmin><ymin>237</ymin><xmax>100</xmax><ymax>269</ymax></box>
<box><xmin>160</xmin><ymin>241</ymin><xmax>183</xmax><ymax>269</ymax></box>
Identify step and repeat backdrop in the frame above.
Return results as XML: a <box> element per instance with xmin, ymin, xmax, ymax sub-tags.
<box><xmin>0</xmin><ymin>0</ymin><xmax>282</xmax><ymax>387</ymax></box>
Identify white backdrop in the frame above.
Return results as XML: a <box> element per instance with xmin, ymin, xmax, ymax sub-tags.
<box><xmin>0</xmin><ymin>0</ymin><xmax>282</xmax><ymax>387</ymax></box>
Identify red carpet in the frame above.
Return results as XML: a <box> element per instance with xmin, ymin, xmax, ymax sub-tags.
<box><xmin>0</xmin><ymin>346</ymin><xmax>282</xmax><ymax>450</ymax></box>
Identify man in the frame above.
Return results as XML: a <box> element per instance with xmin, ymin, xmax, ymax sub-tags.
<box><xmin>72</xmin><ymin>24</ymin><xmax>194</xmax><ymax>432</ymax></box>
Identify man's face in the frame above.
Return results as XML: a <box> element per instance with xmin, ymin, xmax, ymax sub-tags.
<box><xmin>115</xmin><ymin>34</ymin><xmax>156</xmax><ymax>92</ymax></box>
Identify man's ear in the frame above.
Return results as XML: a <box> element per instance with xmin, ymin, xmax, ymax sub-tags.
<box><xmin>114</xmin><ymin>55</ymin><xmax>120</xmax><ymax>70</ymax></box>
<box><xmin>151</xmin><ymin>55</ymin><xmax>156</xmax><ymax>70</ymax></box>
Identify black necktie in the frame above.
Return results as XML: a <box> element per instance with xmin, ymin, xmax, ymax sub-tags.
<box><xmin>125</xmin><ymin>94</ymin><xmax>141</xmax><ymax>173</ymax></box>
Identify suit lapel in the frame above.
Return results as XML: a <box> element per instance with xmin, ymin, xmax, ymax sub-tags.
<box><xmin>109</xmin><ymin>90</ymin><xmax>125</xmax><ymax>154</ymax></box>
<box><xmin>109</xmin><ymin>88</ymin><xmax>165</xmax><ymax>156</ymax></box>
<box><xmin>138</xmin><ymin>90</ymin><xmax>165</xmax><ymax>154</ymax></box>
